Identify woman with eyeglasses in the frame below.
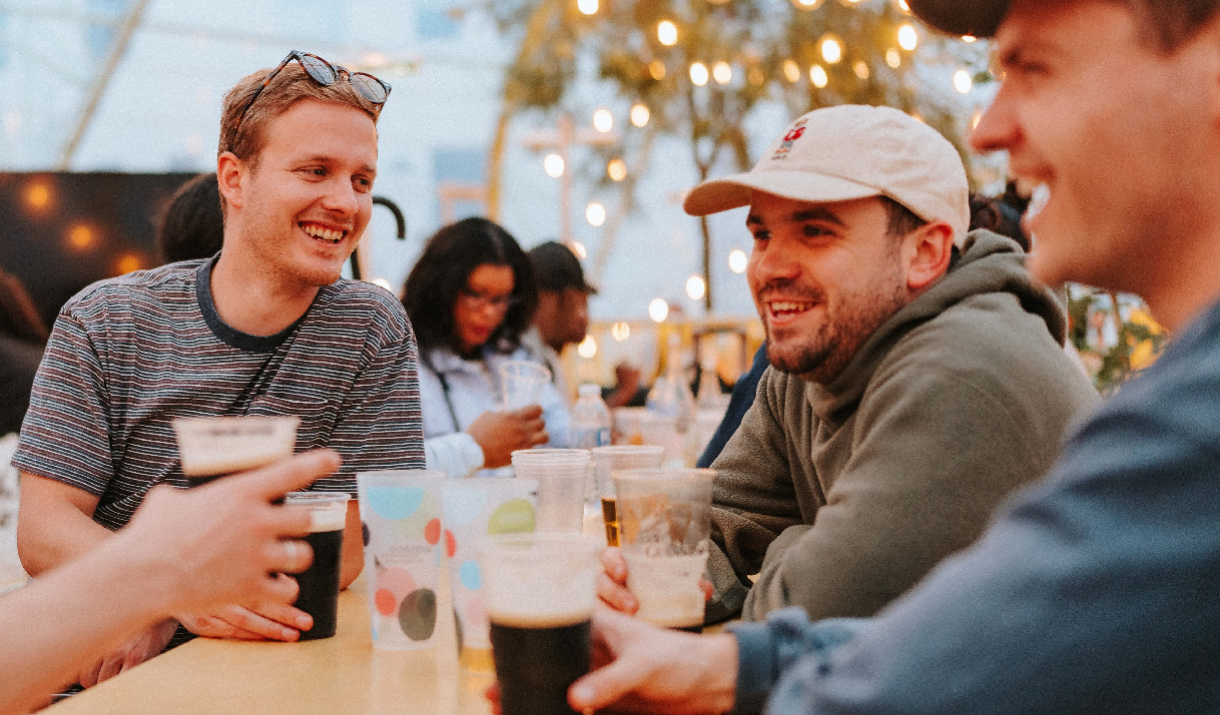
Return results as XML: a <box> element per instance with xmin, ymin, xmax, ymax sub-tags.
<box><xmin>403</xmin><ymin>218</ymin><xmax>569</xmax><ymax>478</ymax></box>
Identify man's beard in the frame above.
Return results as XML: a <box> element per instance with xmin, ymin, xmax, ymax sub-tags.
<box><xmin>760</xmin><ymin>275</ymin><xmax>906</xmax><ymax>385</ymax></box>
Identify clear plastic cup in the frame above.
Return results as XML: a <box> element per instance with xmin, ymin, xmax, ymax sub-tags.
<box><xmin>511</xmin><ymin>449</ymin><xmax>590</xmax><ymax>533</ymax></box>
<box><xmin>441</xmin><ymin>478</ymin><xmax>539</xmax><ymax>671</ymax></box>
<box><xmin>590</xmin><ymin>445</ymin><xmax>666</xmax><ymax>547</ymax></box>
<box><xmin>283</xmin><ymin>492</ymin><xmax>349</xmax><ymax>640</ymax></box>
<box><xmin>612</xmin><ymin>468</ymin><xmax>715</xmax><ymax>630</ymax></box>
<box><xmin>478</xmin><ymin>533</ymin><xmax>602</xmax><ymax>715</ymax></box>
<box><xmin>356</xmin><ymin>470</ymin><xmax>446</xmax><ymax>650</ymax></box>
<box><xmin>499</xmin><ymin>360</ymin><xmax>551</xmax><ymax>409</ymax></box>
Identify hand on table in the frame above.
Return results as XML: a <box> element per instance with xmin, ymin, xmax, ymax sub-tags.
<box><xmin>598</xmin><ymin>547</ymin><xmax>713</xmax><ymax>615</ymax></box>
<box><xmin>486</xmin><ymin>607</ymin><xmax>739</xmax><ymax>715</ymax></box>
<box><xmin>77</xmin><ymin>617</ymin><xmax>178</xmax><ymax>687</ymax></box>
<box><xmin>466</xmin><ymin>406</ymin><xmax>549</xmax><ymax>468</ymax></box>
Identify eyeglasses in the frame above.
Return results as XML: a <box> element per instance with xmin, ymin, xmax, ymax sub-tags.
<box><xmin>231</xmin><ymin>51</ymin><xmax>392</xmax><ymax>147</ymax></box>
<box><xmin>458</xmin><ymin>288</ymin><xmax>519</xmax><ymax>313</ymax></box>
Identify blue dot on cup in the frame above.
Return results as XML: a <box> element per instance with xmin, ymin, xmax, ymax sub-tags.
<box><xmin>459</xmin><ymin>560</ymin><xmax>482</xmax><ymax>590</ymax></box>
<box><xmin>367</xmin><ymin>486</ymin><xmax>425</xmax><ymax>521</ymax></box>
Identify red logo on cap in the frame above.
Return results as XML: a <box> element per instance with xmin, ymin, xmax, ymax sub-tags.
<box><xmin>772</xmin><ymin>120</ymin><xmax>808</xmax><ymax>160</ymax></box>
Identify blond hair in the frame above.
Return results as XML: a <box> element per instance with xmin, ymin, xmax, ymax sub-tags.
<box><xmin>217</xmin><ymin>62</ymin><xmax>380</xmax><ymax>166</ymax></box>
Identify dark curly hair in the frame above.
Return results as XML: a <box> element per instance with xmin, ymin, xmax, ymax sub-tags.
<box><xmin>402</xmin><ymin>217</ymin><xmax>537</xmax><ymax>357</ymax></box>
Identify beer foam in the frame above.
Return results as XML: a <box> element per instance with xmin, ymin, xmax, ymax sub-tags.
<box><xmin>483</xmin><ymin>569</ymin><xmax>597</xmax><ymax>628</ymax></box>
<box><xmin>307</xmin><ymin>506</ymin><xmax>347</xmax><ymax>533</ymax></box>
<box><xmin>174</xmin><ymin>416</ymin><xmax>298</xmax><ymax>477</ymax></box>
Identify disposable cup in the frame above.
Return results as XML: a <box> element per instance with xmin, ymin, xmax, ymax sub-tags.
<box><xmin>441</xmin><ymin>478</ymin><xmax>539</xmax><ymax>671</ymax></box>
<box><xmin>511</xmin><ymin>449</ymin><xmax>590</xmax><ymax>533</ymax></box>
<box><xmin>283</xmin><ymin>492</ymin><xmax>349</xmax><ymax>640</ymax></box>
<box><xmin>173</xmin><ymin>415</ymin><xmax>298</xmax><ymax>487</ymax></box>
<box><xmin>590</xmin><ymin>446</ymin><xmax>665</xmax><ymax>547</ymax></box>
<box><xmin>499</xmin><ymin>360</ymin><xmax>551</xmax><ymax>409</ymax></box>
<box><xmin>478</xmin><ymin>533</ymin><xmax>602</xmax><ymax>715</ymax></box>
<box><xmin>356</xmin><ymin>470</ymin><xmax>446</xmax><ymax>650</ymax></box>
<box><xmin>613</xmin><ymin>468</ymin><xmax>715</xmax><ymax>630</ymax></box>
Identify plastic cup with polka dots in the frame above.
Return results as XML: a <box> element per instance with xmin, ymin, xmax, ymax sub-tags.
<box><xmin>441</xmin><ymin>478</ymin><xmax>539</xmax><ymax>671</ymax></box>
<box><xmin>356</xmin><ymin>470</ymin><xmax>446</xmax><ymax>650</ymax></box>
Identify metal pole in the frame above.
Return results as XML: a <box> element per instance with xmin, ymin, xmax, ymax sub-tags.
<box><xmin>701</xmin><ymin>215</ymin><xmax>713</xmax><ymax>313</ymax></box>
<box><xmin>56</xmin><ymin>0</ymin><xmax>152</xmax><ymax>170</ymax></box>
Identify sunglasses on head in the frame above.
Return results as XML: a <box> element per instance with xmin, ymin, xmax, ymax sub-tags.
<box><xmin>231</xmin><ymin>50</ymin><xmax>392</xmax><ymax>148</ymax></box>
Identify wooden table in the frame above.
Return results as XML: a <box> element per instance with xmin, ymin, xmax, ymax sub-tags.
<box><xmin>49</xmin><ymin>572</ymin><xmax>495</xmax><ymax>715</ymax></box>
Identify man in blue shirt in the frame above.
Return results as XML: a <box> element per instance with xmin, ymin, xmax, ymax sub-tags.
<box><xmin>553</xmin><ymin>1</ymin><xmax>1220</xmax><ymax>713</ymax></box>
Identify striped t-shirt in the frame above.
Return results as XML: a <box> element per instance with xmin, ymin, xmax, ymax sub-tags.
<box><xmin>14</xmin><ymin>256</ymin><xmax>425</xmax><ymax>531</ymax></box>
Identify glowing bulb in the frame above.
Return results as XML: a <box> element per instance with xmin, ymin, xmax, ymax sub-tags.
<box><xmin>586</xmin><ymin>202</ymin><xmax>607</xmax><ymax>227</ymax></box>
<box><xmin>649</xmin><ymin>298</ymin><xmax>669</xmax><ymax>323</ymax></box>
<box><xmin>115</xmin><ymin>254</ymin><xmax>143</xmax><ymax>275</ymax></box>
<box><xmin>577</xmin><ymin>0</ymin><xmax>598</xmax><ymax>15</ymax></box>
<box><xmin>648</xmin><ymin>60</ymin><xmax>667</xmax><ymax>80</ymax></box>
<box><xmin>810</xmin><ymin>64</ymin><xmax>829</xmax><ymax>88</ymax></box>
<box><xmin>954</xmin><ymin>69</ymin><xmax>973</xmax><ymax>94</ymax></box>
<box><xmin>611</xmin><ymin>322</ymin><xmax>631</xmax><ymax>342</ymax></box>
<box><xmin>893</xmin><ymin>0</ymin><xmax>911</xmax><ymax>14</ymax></box>
<box><xmin>962</xmin><ymin>35</ymin><xmax>977</xmax><ymax>43</ymax></box>
<box><xmin>749</xmin><ymin>67</ymin><xmax>766</xmax><ymax>85</ymax></box>
<box><xmin>728</xmin><ymin>249</ymin><xmax>748</xmax><ymax>274</ymax></box>
<box><xmin>783</xmin><ymin>60</ymin><xmax>801</xmax><ymax>83</ymax></box>
<box><xmin>593</xmin><ymin>108</ymin><xmax>614</xmax><ymax>132</ymax></box>
<box><xmin>370</xmin><ymin>277</ymin><xmax>393</xmax><ymax>292</ymax></box>
<box><xmin>898</xmin><ymin>24</ymin><xmax>918</xmax><ymax>51</ymax></box>
<box><xmin>690</xmin><ymin>62</ymin><xmax>709</xmax><ymax>86</ymax></box>
<box><xmin>24</xmin><ymin>181</ymin><xmax>51</xmax><ymax>211</ymax></box>
<box><xmin>712</xmin><ymin>61</ymin><xmax>732</xmax><ymax>84</ymax></box>
<box><xmin>569</xmin><ymin>240</ymin><xmax>588</xmax><ymax>259</ymax></box>
<box><xmin>854</xmin><ymin>61</ymin><xmax>870</xmax><ymax>79</ymax></box>
<box><xmin>544</xmin><ymin>153</ymin><xmax>565</xmax><ymax>177</ymax></box>
<box><xmin>578</xmin><ymin>335</ymin><xmax>598</xmax><ymax>358</ymax></box>
<box><xmin>607</xmin><ymin>158</ymin><xmax>627</xmax><ymax>181</ymax></box>
<box><xmin>789</xmin><ymin>0</ymin><xmax>825</xmax><ymax>8</ymax></box>
<box><xmin>658</xmin><ymin>20</ymin><xmax>678</xmax><ymax>46</ymax></box>
<box><xmin>630</xmin><ymin>103</ymin><xmax>650</xmax><ymax>127</ymax></box>
<box><xmin>820</xmin><ymin>34</ymin><xmax>843</xmax><ymax>64</ymax></box>
<box><xmin>886</xmin><ymin>48</ymin><xmax>901</xmax><ymax>68</ymax></box>
<box><xmin>67</xmin><ymin>224</ymin><xmax>95</xmax><ymax>250</ymax></box>
<box><xmin>686</xmin><ymin>275</ymin><xmax>707</xmax><ymax>301</ymax></box>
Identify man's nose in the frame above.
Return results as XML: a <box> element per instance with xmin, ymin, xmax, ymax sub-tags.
<box><xmin>321</xmin><ymin>179</ymin><xmax>361</xmax><ymax>217</ymax></box>
<box><xmin>969</xmin><ymin>89</ymin><xmax>1019</xmax><ymax>155</ymax></box>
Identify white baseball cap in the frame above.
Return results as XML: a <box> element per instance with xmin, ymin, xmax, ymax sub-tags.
<box><xmin>683</xmin><ymin>104</ymin><xmax>970</xmax><ymax>247</ymax></box>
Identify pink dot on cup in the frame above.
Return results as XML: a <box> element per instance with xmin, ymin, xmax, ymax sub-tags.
<box><xmin>424</xmin><ymin>518</ymin><xmax>441</xmax><ymax>545</ymax></box>
<box><xmin>374</xmin><ymin>588</ymin><xmax>398</xmax><ymax>616</ymax></box>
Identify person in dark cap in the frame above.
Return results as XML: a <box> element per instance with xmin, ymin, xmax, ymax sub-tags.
<box><xmin>490</xmin><ymin>1</ymin><xmax>1220</xmax><ymax>713</ymax></box>
<box><xmin>522</xmin><ymin>241</ymin><xmax>596</xmax><ymax>403</ymax></box>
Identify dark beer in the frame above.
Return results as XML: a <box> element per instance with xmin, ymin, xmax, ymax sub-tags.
<box><xmin>292</xmin><ymin>528</ymin><xmax>344</xmax><ymax>640</ymax></box>
<box><xmin>490</xmin><ymin>613</ymin><xmax>592</xmax><ymax>715</ymax></box>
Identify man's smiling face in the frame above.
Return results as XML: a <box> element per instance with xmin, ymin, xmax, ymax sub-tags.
<box><xmin>970</xmin><ymin>0</ymin><xmax>1219</xmax><ymax>295</ymax></box>
<box><xmin>235</xmin><ymin>98</ymin><xmax>378</xmax><ymax>288</ymax></box>
<box><xmin>746</xmin><ymin>192</ymin><xmax>909</xmax><ymax>384</ymax></box>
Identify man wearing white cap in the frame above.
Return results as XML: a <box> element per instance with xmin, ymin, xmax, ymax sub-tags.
<box><xmin>541</xmin><ymin>1</ymin><xmax>1220</xmax><ymax>713</ymax></box>
<box><xmin>599</xmin><ymin>104</ymin><xmax>1096</xmax><ymax>625</ymax></box>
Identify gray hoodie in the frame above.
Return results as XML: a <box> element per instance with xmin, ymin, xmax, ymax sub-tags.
<box><xmin>707</xmin><ymin>230</ymin><xmax>1099</xmax><ymax>622</ymax></box>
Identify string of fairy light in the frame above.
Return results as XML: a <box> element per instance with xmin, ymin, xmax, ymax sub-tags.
<box><xmin>544</xmin><ymin>0</ymin><xmax>985</xmax><ymax>335</ymax></box>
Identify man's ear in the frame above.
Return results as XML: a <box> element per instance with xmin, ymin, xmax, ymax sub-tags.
<box><xmin>216</xmin><ymin>151</ymin><xmax>246</xmax><ymax>211</ymax></box>
<box><xmin>903</xmin><ymin>222</ymin><xmax>955</xmax><ymax>292</ymax></box>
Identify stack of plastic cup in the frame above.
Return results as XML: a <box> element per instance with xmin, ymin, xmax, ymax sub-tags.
<box><xmin>510</xmin><ymin>448</ymin><xmax>590</xmax><ymax>533</ymax></box>
<box><xmin>499</xmin><ymin>360</ymin><xmax>551</xmax><ymax>409</ymax></box>
<box><xmin>590</xmin><ymin>445</ymin><xmax>666</xmax><ymax>546</ymax></box>
<box><xmin>612</xmin><ymin>468</ymin><xmax>715</xmax><ymax>631</ymax></box>
<box><xmin>356</xmin><ymin>470</ymin><xmax>446</xmax><ymax>650</ymax></box>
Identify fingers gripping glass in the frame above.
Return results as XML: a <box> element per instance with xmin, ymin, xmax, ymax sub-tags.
<box><xmin>232</xmin><ymin>51</ymin><xmax>391</xmax><ymax>144</ymax></box>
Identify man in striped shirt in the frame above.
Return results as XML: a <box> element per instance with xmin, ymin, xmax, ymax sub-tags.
<box><xmin>12</xmin><ymin>55</ymin><xmax>422</xmax><ymax>687</ymax></box>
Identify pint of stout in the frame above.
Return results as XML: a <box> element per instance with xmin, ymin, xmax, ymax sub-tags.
<box><xmin>479</xmin><ymin>533</ymin><xmax>601</xmax><ymax>715</ymax></box>
<box><xmin>173</xmin><ymin>416</ymin><xmax>299</xmax><ymax>487</ymax></box>
<box><xmin>284</xmin><ymin>492</ymin><xmax>349</xmax><ymax>640</ymax></box>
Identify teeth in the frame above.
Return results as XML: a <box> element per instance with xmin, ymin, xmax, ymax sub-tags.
<box><xmin>769</xmin><ymin>301</ymin><xmax>812</xmax><ymax>313</ymax></box>
<box><xmin>301</xmin><ymin>223</ymin><xmax>345</xmax><ymax>243</ymax></box>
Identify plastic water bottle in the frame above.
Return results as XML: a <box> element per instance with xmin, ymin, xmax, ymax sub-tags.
<box><xmin>571</xmin><ymin>384</ymin><xmax>612</xmax><ymax>449</ymax></box>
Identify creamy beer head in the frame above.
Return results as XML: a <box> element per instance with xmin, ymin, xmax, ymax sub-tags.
<box><xmin>173</xmin><ymin>415</ymin><xmax>299</xmax><ymax>477</ymax></box>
